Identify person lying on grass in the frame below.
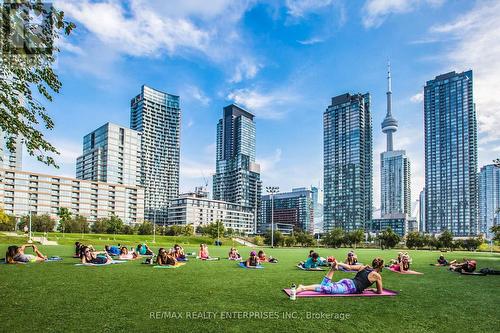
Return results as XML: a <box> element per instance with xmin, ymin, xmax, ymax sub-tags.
<box><xmin>136</xmin><ymin>244</ymin><xmax>154</xmax><ymax>256</ymax></box>
<box><xmin>389</xmin><ymin>253</ymin><xmax>411</xmax><ymax>272</ymax></box>
<box><xmin>173</xmin><ymin>244</ymin><xmax>186</xmax><ymax>261</ymax></box>
<box><xmin>80</xmin><ymin>246</ymin><xmax>113</xmax><ymax>265</ymax></box>
<box><xmin>432</xmin><ymin>255</ymin><xmax>449</xmax><ymax>266</ymax></box>
<box><xmin>258</xmin><ymin>250</ymin><xmax>278</xmax><ymax>263</ymax></box>
<box><xmin>345</xmin><ymin>251</ymin><xmax>358</xmax><ymax>265</ymax></box>
<box><xmin>297</xmin><ymin>258</ymin><xmax>384</xmax><ymax>295</ymax></box>
<box><xmin>6</xmin><ymin>244</ymin><xmax>47</xmax><ymax>264</ymax></box>
<box><xmin>105</xmin><ymin>245</ymin><xmax>121</xmax><ymax>256</ymax></box>
<box><xmin>228</xmin><ymin>247</ymin><xmax>241</xmax><ymax>260</ymax></box>
<box><xmin>156</xmin><ymin>248</ymin><xmax>177</xmax><ymax>266</ymax></box>
<box><xmin>245</xmin><ymin>251</ymin><xmax>260</xmax><ymax>268</ymax></box>
<box><xmin>449</xmin><ymin>259</ymin><xmax>476</xmax><ymax>273</ymax></box>
<box><xmin>298</xmin><ymin>252</ymin><xmax>323</xmax><ymax>270</ymax></box>
<box><xmin>118</xmin><ymin>247</ymin><xmax>139</xmax><ymax>260</ymax></box>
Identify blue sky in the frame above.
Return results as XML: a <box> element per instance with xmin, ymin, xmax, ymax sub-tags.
<box><xmin>24</xmin><ymin>0</ymin><xmax>500</xmax><ymax>211</ymax></box>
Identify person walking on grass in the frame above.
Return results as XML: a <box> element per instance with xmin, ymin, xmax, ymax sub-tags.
<box><xmin>296</xmin><ymin>258</ymin><xmax>384</xmax><ymax>295</ymax></box>
<box><xmin>5</xmin><ymin>244</ymin><xmax>47</xmax><ymax>264</ymax></box>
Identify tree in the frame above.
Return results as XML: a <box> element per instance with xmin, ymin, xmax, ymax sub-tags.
<box><xmin>378</xmin><ymin>228</ymin><xmax>400</xmax><ymax>249</ymax></box>
<box><xmin>494</xmin><ymin>158</ymin><xmax>500</xmax><ymax>168</ymax></box>
<box><xmin>406</xmin><ymin>231</ymin><xmax>424</xmax><ymax>249</ymax></box>
<box><xmin>295</xmin><ymin>231</ymin><xmax>314</xmax><ymax>247</ymax></box>
<box><xmin>0</xmin><ymin>209</ymin><xmax>16</xmax><ymax>231</ymax></box>
<box><xmin>0</xmin><ymin>1</ymin><xmax>75</xmax><ymax>167</ymax></box>
<box><xmin>121</xmin><ymin>224</ymin><xmax>135</xmax><ymax>235</ymax></box>
<box><xmin>491</xmin><ymin>225</ymin><xmax>500</xmax><ymax>242</ymax></box>
<box><xmin>264</xmin><ymin>230</ymin><xmax>284</xmax><ymax>247</ymax></box>
<box><xmin>91</xmin><ymin>219</ymin><xmax>107</xmax><ymax>234</ymax></box>
<box><xmin>438</xmin><ymin>230</ymin><xmax>454</xmax><ymax>250</ymax></box>
<box><xmin>253</xmin><ymin>236</ymin><xmax>264</xmax><ymax>246</ymax></box>
<box><xmin>183</xmin><ymin>224</ymin><xmax>194</xmax><ymax>236</ymax></box>
<box><xmin>19</xmin><ymin>214</ymin><xmax>55</xmax><ymax>232</ymax></box>
<box><xmin>106</xmin><ymin>215</ymin><xmax>123</xmax><ymax>234</ymax></box>
<box><xmin>138</xmin><ymin>221</ymin><xmax>153</xmax><ymax>235</ymax></box>
<box><xmin>202</xmin><ymin>221</ymin><xmax>225</xmax><ymax>239</ymax></box>
<box><xmin>284</xmin><ymin>235</ymin><xmax>296</xmax><ymax>247</ymax></box>
<box><xmin>322</xmin><ymin>228</ymin><xmax>344</xmax><ymax>248</ymax></box>
<box><xmin>345</xmin><ymin>229</ymin><xmax>364</xmax><ymax>248</ymax></box>
<box><xmin>463</xmin><ymin>237</ymin><xmax>483</xmax><ymax>251</ymax></box>
<box><xmin>56</xmin><ymin>207</ymin><xmax>72</xmax><ymax>233</ymax></box>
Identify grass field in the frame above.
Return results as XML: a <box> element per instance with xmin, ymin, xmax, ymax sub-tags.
<box><xmin>0</xmin><ymin>239</ymin><xmax>499</xmax><ymax>333</ymax></box>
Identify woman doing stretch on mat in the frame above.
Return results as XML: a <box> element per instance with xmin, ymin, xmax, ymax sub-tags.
<box><xmin>435</xmin><ymin>255</ymin><xmax>448</xmax><ymax>266</ymax></box>
<box><xmin>136</xmin><ymin>244</ymin><xmax>154</xmax><ymax>256</ymax></box>
<box><xmin>156</xmin><ymin>248</ymin><xmax>177</xmax><ymax>266</ymax></box>
<box><xmin>198</xmin><ymin>244</ymin><xmax>210</xmax><ymax>259</ymax></box>
<box><xmin>390</xmin><ymin>253</ymin><xmax>410</xmax><ymax>272</ymax></box>
<box><xmin>118</xmin><ymin>247</ymin><xmax>139</xmax><ymax>260</ymax></box>
<box><xmin>345</xmin><ymin>251</ymin><xmax>358</xmax><ymax>265</ymax></box>
<box><xmin>5</xmin><ymin>244</ymin><xmax>47</xmax><ymax>264</ymax></box>
<box><xmin>297</xmin><ymin>258</ymin><xmax>384</xmax><ymax>295</ymax></box>
<box><xmin>80</xmin><ymin>246</ymin><xmax>112</xmax><ymax>264</ymax></box>
<box><xmin>245</xmin><ymin>251</ymin><xmax>260</xmax><ymax>268</ymax></box>
<box><xmin>173</xmin><ymin>244</ymin><xmax>186</xmax><ymax>260</ymax></box>
<box><xmin>449</xmin><ymin>259</ymin><xmax>476</xmax><ymax>273</ymax></box>
<box><xmin>228</xmin><ymin>247</ymin><xmax>241</xmax><ymax>260</ymax></box>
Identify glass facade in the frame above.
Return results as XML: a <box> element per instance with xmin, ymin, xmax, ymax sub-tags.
<box><xmin>213</xmin><ymin>104</ymin><xmax>261</xmax><ymax>232</ymax></box>
<box><xmin>76</xmin><ymin>123</ymin><xmax>141</xmax><ymax>186</ymax></box>
<box><xmin>380</xmin><ymin>150</ymin><xmax>411</xmax><ymax>216</ymax></box>
<box><xmin>0</xmin><ymin>131</ymin><xmax>22</xmax><ymax>170</ymax></box>
<box><xmin>260</xmin><ymin>187</ymin><xmax>314</xmax><ymax>234</ymax></box>
<box><xmin>130</xmin><ymin>85</ymin><xmax>181</xmax><ymax>224</ymax></box>
<box><xmin>424</xmin><ymin>70</ymin><xmax>478</xmax><ymax>236</ymax></box>
<box><xmin>479</xmin><ymin>164</ymin><xmax>500</xmax><ymax>238</ymax></box>
<box><xmin>324</xmin><ymin>93</ymin><xmax>372</xmax><ymax>232</ymax></box>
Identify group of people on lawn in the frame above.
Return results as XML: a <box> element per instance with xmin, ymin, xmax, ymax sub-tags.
<box><xmin>4</xmin><ymin>242</ymin><xmax>481</xmax><ymax>296</ymax></box>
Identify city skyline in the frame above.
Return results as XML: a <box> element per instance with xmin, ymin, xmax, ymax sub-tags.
<box><xmin>15</xmin><ymin>1</ymin><xmax>500</xmax><ymax>214</ymax></box>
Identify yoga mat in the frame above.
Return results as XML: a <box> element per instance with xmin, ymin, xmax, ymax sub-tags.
<box><xmin>239</xmin><ymin>262</ymin><xmax>263</xmax><ymax>269</ymax></box>
<box><xmin>460</xmin><ymin>271</ymin><xmax>486</xmax><ymax>276</ymax></box>
<box><xmin>153</xmin><ymin>263</ymin><xmax>186</xmax><ymax>269</ymax></box>
<box><xmin>45</xmin><ymin>257</ymin><xmax>63</xmax><ymax>262</ymax></box>
<box><xmin>283</xmin><ymin>288</ymin><xmax>399</xmax><ymax>298</ymax></box>
<box><xmin>297</xmin><ymin>264</ymin><xmax>325</xmax><ymax>271</ymax></box>
<box><xmin>75</xmin><ymin>260</ymin><xmax>127</xmax><ymax>266</ymax></box>
<box><xmin>338</xmin><ymin>266</ymin><xmax>360</xmax><ymax>273</ymax></box>
<box><xmin>198</xmin><ymin>257</ymin><xmax>220</xmax><ymax>261</ymax></box>
<box><xmin>388</xmin><ymin>267</ymin><xmax>423</xmax><ymax>275</ymax></box>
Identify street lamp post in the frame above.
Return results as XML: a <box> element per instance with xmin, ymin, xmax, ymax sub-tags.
<box><xmin>266</xmin><ymin>186</ymin><xmax>279</xmax><ymax>248</ymax></box>
<box><xmin>28</xmin><ymin>197</ymin><xmax>33</xmax><ymax>244</ymax></box>
<box><xmin>153</xmin><ymin>210</ymin><xmax>157</xmax><ymax>244</ymax></box>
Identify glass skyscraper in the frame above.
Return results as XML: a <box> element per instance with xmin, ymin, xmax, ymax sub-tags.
<box><xmin>76</xmin><ymin>122</ymin><xmax>141</xmax><ymax>186</ymax></box>
<box><xmin>0</xmin><ymin>131</ymin><xmax>22</xmax><ymax>170</ymax></box>
<box><xmin>380</xmin><ymin>65</ymin><xmax>411</xmax><ymax>217</ymax></box>
<box><xmin>130</xmin><ymin>85</ymin><xmax>181</xmax><ymax>224</ymax></box>
<box><xmin>479</xmin><ymin>164</ymin><xmax>500</xmax><ymax>238</ymax></box>
<box><xmin>260</xmin><ymin>187</ymin><xmax>314</xmax><ymax>234</ymax></box>
<box><xmin>324</xmin><ymin>93</ymin><xmax>372</xmax><ymax>232</ymax></box>
<box><xmin>213</xmin><ymin>104</ymin><xmax>261</xmax><ymax>232</ymax></box>
<box><xmin>424</xmin><ymin>70</ymin><xmax>478</xmax><ymax>236</ymax></box>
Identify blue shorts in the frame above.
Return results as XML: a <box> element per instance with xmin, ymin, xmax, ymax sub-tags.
<box><xmin>315</xmin><ymin>277</ymin><xmax>357</xmax><ymax>294</ymax></box>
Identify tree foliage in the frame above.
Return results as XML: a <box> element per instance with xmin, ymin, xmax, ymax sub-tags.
<box><xmin>405</xmin><ymin>231</ymin><xmax>425</xmax><ymax>249</ymax></box>
<box><xmin>19</xmin><ymin>213</ymin><xmax>55</xmax><ymax>232</ymax></box>
<box><xmin>322</xmin><ymin>228</ymin><xmax>344</xmax><ymax>248</ymax></box>
<box><xmin>491</xmin><ymin>225</ymin><xmax>500</xmax><ymax>242</ymax></box>
<box><xmin>344</xmin><ymin>229</ymin><xmax>364</xmax><ymax>248</ymax></box>
<box><xmin>438</xmin><ymin>230</ymin><xmax>454</xmax><ymax>250</ymax></box>
<box><xmin>295</xmin><ymin>231</ymin><xmax>314</xmax><ymax>247</ymax></box>
<box><xmin>58</xmin><ymin>214</ymin><xmax>88</xmax><ymax>233</ymax></box>
<box><xmin>0</xmin><ymin>209</ymin><xmax>16</xmax><ymax>231</ymax></box>
<box><xmin>264</xmin><ymin>230</ymin><xmax>284</xmax><ymax>247</ymax></box>
<box><xmin>378</xmin><ymin>228</ymin><xmax>400</xmax><ymax>249</ymax></box>
<box><xmin>0</xmin><ymin>1</ymin><xmax>75</xmax><ymax>167</ymax></box>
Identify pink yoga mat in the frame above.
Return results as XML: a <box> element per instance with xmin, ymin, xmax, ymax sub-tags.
<box><xmin>388</xmin><ymin>267</ymin><xmax>424</xmax><ymax>275</ymax></box>
<box><xmin>283</xmin><ymin>288</ymin><xmax>399</xmax><ymax>297</ymax></box>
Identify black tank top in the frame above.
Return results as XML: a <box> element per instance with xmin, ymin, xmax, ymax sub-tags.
<box><xmin>352</xmin><ymin>267</ymin><xmax>375</xmax><ymax>293</ymax></box>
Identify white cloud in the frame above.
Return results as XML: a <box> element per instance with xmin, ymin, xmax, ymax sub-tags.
<box><xmin>257</xmin><ymin>148</ymin><xmax>282</xmax><ymax>173</ymax></box>
<box><xmin>429</xmin><ymin>1</ymin><xmax>500</xmax><ymax>145</ymax></box>
<box><xmin>297</xmin><ymin>37</ymin><xmax>324</xmax><ymax>45</ymax></box>
<box><xmin>226</xmin><ymin>88</ymin><xmax>296</xmax><ymax>119</ymax></box>
<box><xmin>362</xmin><ymin>0</ymin><xmax>445</xmax><ymax>28</ymax></box>
<box><xmin>56</xmin><ymin>0</ymin><xmax>260</xmax><ymax>82</ymax></box>
<box><xmin>286</xmin><ymin>0</ymin><xmax>335</xmax><ymax>18</ymax></box>
<box><xmin>410</xmin><ymin>92</ymin><xmax>423</xmax><ymax>103</ymax></box>
<box><xmin>184</xmin><ymin>85</ymin><xmax>210</xmax><ymax>106</ymax></box>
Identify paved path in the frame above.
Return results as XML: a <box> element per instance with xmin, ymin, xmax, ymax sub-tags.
<box><xmin>1</xmin><ymin>232</ymin><xmax>58</xmax><ymax>245</ymax></box>
<box><xmin>232</xmin><ymin>237</ymin><xmax>256</xmax><ymax>247</ymax></box>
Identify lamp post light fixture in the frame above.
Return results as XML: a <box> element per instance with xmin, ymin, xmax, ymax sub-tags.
<box><xmin>265</xmin><ymin>186</ymin><xmax>279</xmax><ymax>248</ymax></box>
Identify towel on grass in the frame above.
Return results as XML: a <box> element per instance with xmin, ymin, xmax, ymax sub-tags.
<box><xmin>153</xmin><ymin>262</ymin><xmax>186</xmax><ymax>269</ymax></box>
<box><xmin>297</xmin><ymin>264</ymin><xmax>325</xmax><ymax>271</ymax></box>
<box><xmin>388</xmin><ymin>267</ymin><xmax>423</xmax><ymax>275</ymax></box>
<box><xmin>239</xmin><ymin>262</ymin><xmax>263</xmax><ymax>269</ymax></box>
<box><xmin>75</xmin><ymin>260</ymin><xmax>127</xmax><ymax>266</ymax></box>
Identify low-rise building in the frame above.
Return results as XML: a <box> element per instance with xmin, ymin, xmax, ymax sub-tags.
<box><xmin>0</xmin><ymin>168</ymin><xmax>144</xmax><ymax>225</ymax></box>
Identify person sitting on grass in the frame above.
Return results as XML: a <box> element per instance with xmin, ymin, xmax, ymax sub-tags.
<box><xmin>118</xmin><ymin>246</ymin><xmax>139</xmax><ymax>260</ymax></box>
<box><xmin>136</xmin><ymin>244</ymin><xmax>154</xmax><ymax>256</ymax></box>
<box><xmin>156</xmin><ymin>248</ymin><xmax>177</xmax><ymax>266</ymax></box>
<box><xmin>228</xmin><ymin>247</ymin><xmax>241</xmax><ymax>260</ymax></box>
<box><xmin>449</xmin><ymin>259</ymin><xmax>477</xmax><ymax>273</ymax></box>
<box><xmin>198</xmin><ymin>244</ymin><xmax>210</xmax><ymax>259</ymax></box>
<box><xmin>297</xmin><ymin>258</ymin><xmax>385</xmax><ymax>295</ymax></box>
<box><xmin>105</xmin><ymin>245</ymin><xmax>121</xmax><ymax>256</ymax></box>
<box><xmin>80</xmin><ymin>246</ymin><xmax>112</xmax><ymax>265</ymax></box>
<box><xmin>345</xmin><ymin>251</ymin><xmax>358</xmax><ymax>265</ymax></box>
<box><xmin>299</xmin><ymin>252</ymin><xmax>322</xmax><ymax>270</ymax></box>
<box><xmin>390</xmin><ymin>252</ymin><xmax>403</xmax><ymax>265</ymax></box>
<box><xmin>6</xmin><ymin>244</ymin><xmax>47</xmax><ymax>264</ymax></box>
<box><xmin>245</xmin><ymin>251</ymin><xmax>260</xmax><ymax>268</ymax></box>
<box><xmin>390</xmin><ymin>253</ymin><xmax>411</xmax><ymax>272</ymax></box>
<box><xmin>173</xmin><ymin>244</ymin><xmax>186</xmax><ymax>261</ymax></box>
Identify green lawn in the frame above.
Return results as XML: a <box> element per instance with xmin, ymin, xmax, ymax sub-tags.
<box><xmin>0</xmin><ymin>241</ymin><xmax>499</xmax><ymax>333</ymax></box>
